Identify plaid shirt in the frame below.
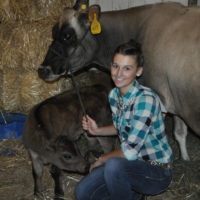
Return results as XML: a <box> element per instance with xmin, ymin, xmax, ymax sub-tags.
<box><xmin>109</xmin><ymin>81</ymin><xmax>173</xmax><ymax>163</ymax></box>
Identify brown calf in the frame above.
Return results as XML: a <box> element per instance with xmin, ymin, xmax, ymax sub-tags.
<box><xmin>23</xmin><ymin>72</ymin><xmax>116</xmax><ymax>199</ymax></box>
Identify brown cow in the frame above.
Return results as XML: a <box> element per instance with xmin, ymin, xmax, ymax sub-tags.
<box><xmin>38</xmin><ymin>0</ymin><xmax>200</xmax><ymax>160</ymax></box>
<box><xmin>23</xmin><ymin>70</ymin><xmax>116</xmax><ymax>199</ymax></box>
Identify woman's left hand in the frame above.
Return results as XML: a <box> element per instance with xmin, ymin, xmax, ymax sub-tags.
<box><xmin>89</xmin><ymin>149</ymin><xmax>124</xmax><ymax>173</ymax></box>
<box><xmin>89</xmin><ymin>157</ymin><xmax>104</xmax><ymax>173</ymax></box>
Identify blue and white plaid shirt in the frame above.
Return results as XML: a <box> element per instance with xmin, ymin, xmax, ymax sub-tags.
<box><xmin>109</xmin><ymin>81</ymin><xmax>173</xmax><ymax>163</ymax></box>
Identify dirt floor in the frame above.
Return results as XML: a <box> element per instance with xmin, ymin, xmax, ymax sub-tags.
<box><xmin>0</xmin><ymin>116</ymin><xmax>200</xmax><ymax>200</ymax></box>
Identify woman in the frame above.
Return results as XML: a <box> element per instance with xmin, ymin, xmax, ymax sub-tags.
<box><xmin>75</xmin><ymin>39</ymin><xmax>173</xmax><ymax>200</ymax></box>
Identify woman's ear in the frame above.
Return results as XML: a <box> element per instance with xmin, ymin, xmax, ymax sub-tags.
<box><xmin>136</xmin><ymin>67</ymin><xmax>143</xmax><ymax>77</ymax></box>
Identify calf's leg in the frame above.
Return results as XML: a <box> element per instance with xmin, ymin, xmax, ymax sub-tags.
<box><xmin>50</xmin><ymin>165</ymin><xmax>65</xmax><ymax>200</ymax></box>
<box><xmin>29</xmin><ymin>150</ymin><xmax>44</xmax><ymax>197</ymax></box>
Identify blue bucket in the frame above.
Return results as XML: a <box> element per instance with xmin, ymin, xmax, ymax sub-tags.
<box><xmin>0</xmin><ymin>112</ymin><xmax>27</xmax><ymax>139</ymax></box>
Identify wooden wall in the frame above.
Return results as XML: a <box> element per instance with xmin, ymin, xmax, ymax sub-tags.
<box><xmin>90</xmin><ymin>0</ymin><xmax>188</xmax><ymax>11</ymax></box>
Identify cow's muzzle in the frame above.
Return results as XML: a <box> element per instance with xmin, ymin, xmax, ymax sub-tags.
<box><xmin>38</xmin><ymin>66</ymin><xmax>66</xmax><ymax>81</ymax></box>
<box><xmin>38</xmin><ymin>66</ymin><xmax>51</xmax><ymax>80</ymax></box>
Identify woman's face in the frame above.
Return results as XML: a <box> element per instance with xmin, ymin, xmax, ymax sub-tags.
<box><xmin>111</xmin><ymin>53</ymin><xmax>143</xmax><ymax>96</ymax></box>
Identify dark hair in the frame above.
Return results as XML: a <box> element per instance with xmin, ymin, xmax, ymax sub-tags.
<box><xmin>113</xmin><ymin>39</ymin><xmax>144</xmax><ymax>67</ymax></box>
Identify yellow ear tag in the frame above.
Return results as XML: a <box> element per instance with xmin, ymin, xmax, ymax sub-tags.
<box><xmin>90</xmin><ymin>13</ymin><xmax>101</xmax><ymax>34</ymax></box>
<box><xmin>81</xmin><ymin>4</ymin><xmax>87</xmax><ymax>10</ymax></box>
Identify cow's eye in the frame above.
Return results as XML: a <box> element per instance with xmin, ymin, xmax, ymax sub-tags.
<box><xmin>63</xmin><ymin>33</ymin><xmax>72</xmax><ymax>41</ymax></box>
<box><xmin>63</xmin><ymin>154</ymin><xmax>72</xmax><ymax>160</ymax></box>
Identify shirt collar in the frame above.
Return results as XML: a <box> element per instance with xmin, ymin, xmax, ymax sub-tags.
<box><xmin>116</xmin><ymin>80</ymin><xmax>141</xmax><ymax>105</ymax></box>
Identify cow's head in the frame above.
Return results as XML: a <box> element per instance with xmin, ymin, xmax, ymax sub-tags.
<box><xmin>38</xmin><ymin>0</ymin><xmax>101</xmax><ymax>81</ymax></box>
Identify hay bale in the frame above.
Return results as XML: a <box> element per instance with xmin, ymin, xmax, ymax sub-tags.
<box><xmin>0</xmin><ymin>17</ymin><xmax>67</xmax><ymax>113</ymax></box>
<box><xmin>19</xmin><ymin>70</ymin><xmax>68</xmax><ymax>113</ymax></box>
<box><xmin>0</xmin><ymin>68</ymin><xmax>112</xmax><ymax>113</ymax></box>
<box><xmin>0</xmin><ymin>1</ymin><xmax>76</xmax><ymax>113</ymax></box>
<box><xmin>18</xmin><ymin>70</ymin><xmax>112</xmax><ymax>113</ymax></box>
<box><xmin>0</xmin><ymin>18</ymin><xmax>58</xmax><ymax>71</ymax></box>
<box><xmin>0</xmin><ymin>0</ymin><xmax>73</xmax><ymax>23</ymax></box>
<box><xmin>0</xmin><ymin>68</ymin><xmax>21</xmax><ymax>112</ymax></box>
<box><xmin>0</xmin><ymin>68</ymin><xmax>71</xmax><ymax>113</ymax></box>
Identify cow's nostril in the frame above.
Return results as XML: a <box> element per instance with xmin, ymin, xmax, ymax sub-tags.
<box><xmin>38</xmin><ymin>67</ymin><xmax>50</xmax><ymax>79</ymax></box>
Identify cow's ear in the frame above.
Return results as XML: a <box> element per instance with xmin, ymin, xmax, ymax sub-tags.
<box><xmin>88</xmin><ymin>5</ymin><xmax>101</xmax><ymax>34</ymax></box>
<box><xmin>73</xmin><ymin>0</ymin><xmax>89</xmax><ymax>13</ymax></box>
<box><xmin>88</xmin><ymin>5</ymin><xmax>101</xmax><ymax>23</ymax></box>
<box><xmin>52</xmin><ymin>23</ymin><xmax>59</xmax><ymax>40</ymax></box>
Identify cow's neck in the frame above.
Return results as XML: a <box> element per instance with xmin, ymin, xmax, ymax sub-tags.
<box><xmin>91</xmin><ymin>4</ymin><xmax>155</xmax><ymax>69</ymax></box>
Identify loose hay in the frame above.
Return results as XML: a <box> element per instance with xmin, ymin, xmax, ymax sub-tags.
<box><xmin>0</xmin><ymin>0</ymin><xmax>73</xmax><ymax>23</ymax></box>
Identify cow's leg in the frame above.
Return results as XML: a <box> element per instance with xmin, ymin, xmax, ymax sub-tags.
<box><xmin>173</xmin><ymin>116</ymin><xmax>190</xmax><ymax>160</ymax></box>
<box><xmin>50</xmin><ymin>165</ymin><xmax>65</xmax><ymax>200</ymax></box>
<box><xmin>29</xmin><ymin>150</ymin><xmax>44</xmax><ymax>197</ymax></box>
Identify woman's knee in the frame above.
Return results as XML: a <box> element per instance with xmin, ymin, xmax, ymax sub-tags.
<box><xmin>104</xmin><ymin>157</ymin><xmax>126</xmax><ymax>176</ymax></box>
<box><xmin>74</xmin><ymin>166</ymin><xmax>105</xmax><ymax>200</ymax></box>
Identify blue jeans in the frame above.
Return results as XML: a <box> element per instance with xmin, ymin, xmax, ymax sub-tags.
<box><xmin>75</xmin><ymin>158</ymin><xmax>172</xmax><ymax>200</ymax></box>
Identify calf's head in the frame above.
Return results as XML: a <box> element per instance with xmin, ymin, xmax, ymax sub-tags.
<box><xmin>48</xmin><ymin>135</ymin><xmax>90</xmax><ymax>173</ymax></box>
<box><xmin>38</xmin><ymin>0</ymin><xmax>101</xmax><ymax>81</ymax></box>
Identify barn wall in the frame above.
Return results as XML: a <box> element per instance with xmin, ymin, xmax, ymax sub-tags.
<box><xmin>90</xmin><ymin>0</ymin><xmax>188</xmax><ymax>11</ymax></box>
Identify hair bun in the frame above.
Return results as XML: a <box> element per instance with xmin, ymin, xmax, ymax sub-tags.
<box><xmin>128</xmin><ymin>39</ymin><xmax>141</xmax><ymax>51</ymax></box>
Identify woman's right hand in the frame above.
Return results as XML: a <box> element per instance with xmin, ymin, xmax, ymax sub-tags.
<box><xmin>82</xmin><ymin>115</ymin><xmax>98</xmax><ymax>135</ymax></box>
